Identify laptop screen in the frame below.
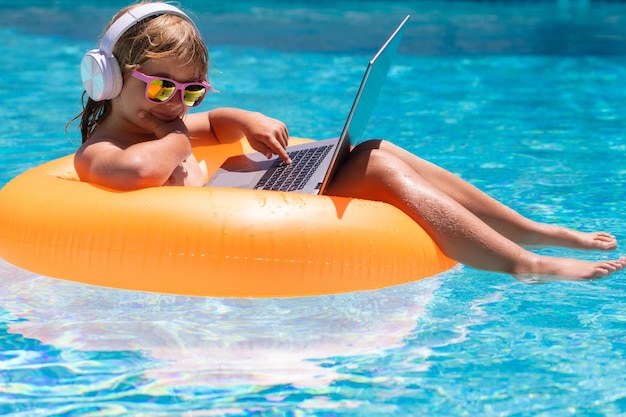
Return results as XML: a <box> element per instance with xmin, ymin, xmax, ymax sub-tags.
<box><xmin>341</xmin><ymin>15</ymin><xmax>410</xmax><ymax>147</ymax></box>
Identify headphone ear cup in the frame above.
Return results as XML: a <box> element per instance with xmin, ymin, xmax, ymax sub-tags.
<box><xmin>81</xmin><ymin>49</ymin><xmax>124</xmax><ymax>101</ymax></box>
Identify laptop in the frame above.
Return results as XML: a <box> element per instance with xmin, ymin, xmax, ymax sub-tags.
<box><xmin>207</xmin><ymin>15</ymin><xmax>410</xmax><ymax>194</ymax></box>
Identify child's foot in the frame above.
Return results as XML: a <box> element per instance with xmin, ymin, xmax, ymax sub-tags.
<box><xmin>575</xmin><ymin>231</ymin><xmax>617</xmax><ymax>250</ymax></box>
<box><xmin>513</xmin><ymin>256</ymin><xmax>626</xmax><ymax>284</ymax></box>
<box><xmin>529</xmin><ymin>228</ymin><xmax>617</xmax><ymax>251</ymax></box>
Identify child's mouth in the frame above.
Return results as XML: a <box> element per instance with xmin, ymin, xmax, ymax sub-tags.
<box><xmin>152</xmin><ymin>111</ymin><xmax>180</xmax><ymax>122</ymax></box>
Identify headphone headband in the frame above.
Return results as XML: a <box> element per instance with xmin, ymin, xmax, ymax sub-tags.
<box><xmin>99</xmin><ymin>3</ymin><xmax>196</xmax><ymax>56</ymax></box>
<box><xmin>81</xmin><ymin>2</ymin><xmax>198</xmax><ymax>102</ymax></box>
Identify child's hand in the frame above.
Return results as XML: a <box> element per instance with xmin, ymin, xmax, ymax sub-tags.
<box><xmin>242</xmin><ymin>113</ymin><xmax>291</xmax><ymax>164</ymax></box>
<box><xmin>137</xmin><ymin>110</ymin><xmax>189</xmax><ymax>139</ymax></box>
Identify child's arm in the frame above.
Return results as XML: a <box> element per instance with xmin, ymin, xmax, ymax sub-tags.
<box><xmin>74</xmin><ymin>112</ymin><xmax>193</xmax><ymax>190</ymax></box>
<box><xmin>186</xmin><ymin>108</ymin><xmax>292</xmax><ymax>163</ymax></box>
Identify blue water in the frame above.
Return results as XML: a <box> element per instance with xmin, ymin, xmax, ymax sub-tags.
<box><xmin>1</xmin><ymin>1</ymin><xmax>626</xmax><ymax>415</ymax></box>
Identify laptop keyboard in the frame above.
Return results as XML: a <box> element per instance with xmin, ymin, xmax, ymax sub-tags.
<box><xmin>254</xmin><ymin>145</ymin><xmax>333</xmax><ymax>191</ymax></box>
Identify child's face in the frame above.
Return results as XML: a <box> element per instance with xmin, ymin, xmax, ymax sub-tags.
<box><xmin>120</xmin><ymin>58</ymin><xmax>205</xmax><ymax>123</ymax></box>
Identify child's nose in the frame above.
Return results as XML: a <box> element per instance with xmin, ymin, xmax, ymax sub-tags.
<box><xmin>166</xmin><ymin>90</ymin><xmax>184</xmax><ymax>107</ymax></box>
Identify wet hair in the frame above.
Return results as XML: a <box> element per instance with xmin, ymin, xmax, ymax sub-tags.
<box><xmin>68</xmin><ymin>1</ymin><xmax>209</xmax><ymax>142</ymax></box>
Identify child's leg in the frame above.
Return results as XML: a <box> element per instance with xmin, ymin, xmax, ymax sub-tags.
<box><xmin>351</xmin><ymin>140</ymin><xmax>616</xmax><ymax>251</ymax></box>
<box><xmin>325</xmin><ymin>147</ymin><xmax>625</xmax><ymax>280</ymax></box>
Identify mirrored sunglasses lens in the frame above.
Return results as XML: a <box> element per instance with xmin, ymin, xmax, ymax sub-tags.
<box><xmin>146</xmin><ymin>79</ymin><xmax>176</xmax><ymax>102</ymax></box>
<box><xmin>183</xmin><ymin>85</ymin><xmax>207</xmax><ymax>107</ymax></box>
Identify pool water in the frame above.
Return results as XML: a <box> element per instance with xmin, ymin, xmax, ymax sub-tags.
<box><xmin>1</xmin><ymin>1</ymin><xmax>626</xmax><ymax>415</ymax></box>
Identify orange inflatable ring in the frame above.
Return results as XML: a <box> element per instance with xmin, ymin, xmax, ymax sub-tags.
<box><xmin>0</xmin><ymin>137</ymin><xmax>456</xmax><ymax>297</ymax></box>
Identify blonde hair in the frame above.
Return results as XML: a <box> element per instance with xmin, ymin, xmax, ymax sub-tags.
<box><xmin>70</xmin><ymin>1</ymin><xmax>209</xmax><ymax>142</ymax></box>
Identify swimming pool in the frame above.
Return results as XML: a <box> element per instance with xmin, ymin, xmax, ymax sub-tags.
<box><xmin>1</xmin><ymin>0</ymin><xmax>626</xmax><ymax>415</ymax></box>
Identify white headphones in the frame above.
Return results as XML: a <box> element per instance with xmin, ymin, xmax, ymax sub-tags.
<box><xmin>80</xmin><ymin>3</ymin><xmax>196</xmax><ymax>101</ymax></box>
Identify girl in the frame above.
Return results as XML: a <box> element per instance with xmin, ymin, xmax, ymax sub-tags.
<box><xmin>72</xmin><ymin>1</ymin><xmax>626</xmax><ymax>282</ymax></box>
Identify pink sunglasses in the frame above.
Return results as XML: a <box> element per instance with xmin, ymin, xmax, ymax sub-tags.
<box><xmin>130</xmin><ymin>70</ymin><xmax>211</xmax><ymax>107</ymax></box>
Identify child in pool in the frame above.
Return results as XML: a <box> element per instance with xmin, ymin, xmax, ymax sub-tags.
<box><xmin>72</xmin><ymin>1</ymin><xmax>626</xmax><ymax>282</ymax></box>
